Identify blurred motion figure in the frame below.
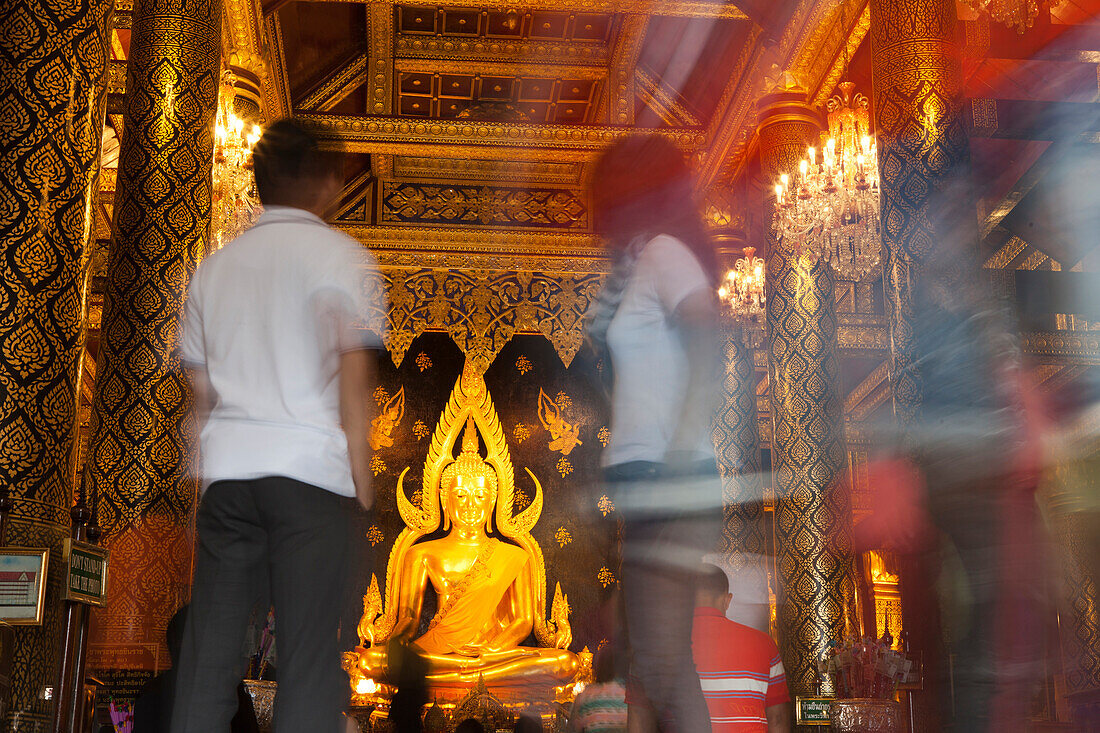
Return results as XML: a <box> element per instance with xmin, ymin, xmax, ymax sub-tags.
<box><xmin>172</xmin><ymin>118</ymin><xmax>384</xmax><ymax>733</ymax></box>
<box><xmin>586</xmin><ymin>134</ymin><xmax>723</xmax><ymax>733</ymax></box>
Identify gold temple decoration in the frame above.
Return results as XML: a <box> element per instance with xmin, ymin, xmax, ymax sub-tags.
<box><xmin>369</xmin><ymin>387</ymin><xmax>405</xmax><ymax>451</ymax></box>
<box><xmin>960</xmin><ymin>0</ymin><xmax>1049</xmax><ymax>33</ymax></box>
<box><xmin>537</xmin><ymin>388</ymin><xmax>582</xmax><ymax>456</ymax></box>
<box><xmin>212</xmin><ymin>70</ymin><xmax>262</xmax><ymax>250</ymax></box>
<box><xmin>347</xmin><ymin>362</ymin><xmax>578</xmax><ymax>699</ymax></box>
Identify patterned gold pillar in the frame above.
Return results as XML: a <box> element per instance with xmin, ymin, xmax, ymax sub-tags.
<box><xmin>84</xmin><ymin>0</ymin><xmax>220</xmax><ymax>676</ymax></box>
<box><xmin>869</xmin><ymin>0</ymin><xmax>972</xmax><ymax>428</ymax></box>
<box><xmin>758</xmin><ymin>88</ymin><xmax>855</xmax><ymax>697</ymax></box>
<box><xmin>1047</xmin><ymin>453</ymin><xmax>1100</xmax><ymax>714</ymax></box>
<box><xmin>0</xmin><ymin>0</ymin><xmax>112</xmax><ymax>723</ymax></box>
<box><xmin>712</xmin><ymin>327</ymin><xmax>768</xmax><ymax>620</ymax></box>
<box><xmin>870</xmin><ymin>4</ymin><xmax>973</xmax><ymax>721</ymax></box>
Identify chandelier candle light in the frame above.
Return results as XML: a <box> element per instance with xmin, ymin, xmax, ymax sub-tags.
<box><xmin>772</xmin><ymin>82</ymin><xmax>882</xmax><ymax>281</ymax></box>
<box><xmin>718</xmin><ymin>246</ymin><xmax>766</xmax><ymax>348</ymax></box>
<box><xmin>211</xmin><ymin>73</ymin><xmax>263</xmax><ymax>250</ymax></box>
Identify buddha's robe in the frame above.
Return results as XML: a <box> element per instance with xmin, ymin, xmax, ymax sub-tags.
<box><xmin>414</xmin><ymin>538</ymin><xmax>530</xmax><ymax>655</ymax></box>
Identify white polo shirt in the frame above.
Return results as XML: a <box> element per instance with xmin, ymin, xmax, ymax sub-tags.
<box><xmin>179</xmin><ymin>206</ymin><xmax>385</xmax><ymax>497</ymax></box>
<box><xmin>603</xmin><ymin>234</ymin><xmax>716</xmax><ymax>468</ymax></box>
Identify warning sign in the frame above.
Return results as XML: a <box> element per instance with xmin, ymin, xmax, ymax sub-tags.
<box><xmin>63</xmin><ymin>540</ymin><xmax>109</xmax><ymax>606</ymax></box>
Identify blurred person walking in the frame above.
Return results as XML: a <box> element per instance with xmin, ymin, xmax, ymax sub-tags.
<box><xmin>586</xmin><ymin>134</ymin><xmax>723</xmax><ymax>733</ymax></box>
<box><xmin>172</xmin><ymin>118</ymin><xmax>384</xmax><ymax>733</ymax></box>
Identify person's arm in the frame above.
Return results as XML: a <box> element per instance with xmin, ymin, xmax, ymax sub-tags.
<box><xmin>665</xmin><ymin>288</ymin><xmax>720</xmax><ymax>467</ymax></box>
<box><xmin>765</xmin><ymin>701</ymin><xmax>791</xmax><ymax>733</ymax></box>
<box><xmin>186</xmin><ymin>366</ymin><xmax>215</xmax><ymax>434</ymax></box>
<box><xmin>339</xmin><ymin>348</ymin><xmax>376</xmax><ymax>512</ymax></box>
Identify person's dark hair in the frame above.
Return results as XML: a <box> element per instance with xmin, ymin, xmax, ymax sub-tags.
<box><xmin>593</xmin><ymin>644</ymin><xmax>619</xmax><ymax>684</ymax></box>
<box><xmin>590</xmin><ymin>134</ymin><xmax>719</xmax><ymax>286</ymax></box>
<box><xmin>251</xmin><ymin>117</ymin><xmax>344</xmax><ymax>205</ymax></box>
<box><xmin>696</xmin><ymin>563</ymin><xmax>729</xmax><ymax>598</ymax></box>
<box><xmin>454</xmin><ymin>718</ymin><xmax>486</xmax><ymax>733</ymax></box>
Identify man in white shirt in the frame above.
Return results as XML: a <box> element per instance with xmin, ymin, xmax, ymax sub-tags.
<box><xmin>171</xmin><ymin>118</ymin><xmax>384</xmax><ymax>733</ymax></box>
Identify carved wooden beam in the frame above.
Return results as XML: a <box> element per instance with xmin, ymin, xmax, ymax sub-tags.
<box><xmin>393</xmin><ymin>58</ymin><xmax>609</xmax><ymax>80</ymax></box>
<box><xmin>294</xmin><ymin>0</ymin><xmax>749</xmax><ymax>19</ymax></box>
<box><xmin>595</xmin><ymin>13</ymin><xmax>648</xmax><ymax>124</ymax></box>
<box><xmin>635</xmin><ymin>67</ymin><xmax>702</xmax><ymax>126</ymax></box>
<box><xmin>302</xmin><ymin>113</ymin><xmax>706</xmax><ymax>155</ymax></box>
<box><xmin>297</xmin><ymin>52</ymin><xmax>371</xmax><ymax>111</ymax></box>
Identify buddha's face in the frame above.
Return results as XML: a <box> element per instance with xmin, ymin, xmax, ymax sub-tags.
<box><xmin>445</xmin><ymin>474</ymin><xmax>494</xmax><ymax>534</ymax></box>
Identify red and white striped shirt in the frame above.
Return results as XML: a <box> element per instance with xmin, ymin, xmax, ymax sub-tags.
<box><xmin>692</xmin><ymin>607</ymin><xmax>789</xmax><ymax>732</ymax></box>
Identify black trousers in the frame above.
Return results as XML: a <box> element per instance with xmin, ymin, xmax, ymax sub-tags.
<box><xmin>170</xmin><ymin>477</ymin><xmax>351</xmax><ymax>733</ymax></box>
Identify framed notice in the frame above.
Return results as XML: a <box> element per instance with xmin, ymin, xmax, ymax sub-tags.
<box><xmin>62</xmin><ymin>539</ymin><xmax>108</xmax><ymax>606</ymax></box>
<box><xmin>0</xmin><ymin>549</ymin><xmax>49</xmax><ymax>625</ymax></box>
<box><xmin>794</xmin><ymin>696</ymin><xmax>833</xmax><ymax>725</ymax></box>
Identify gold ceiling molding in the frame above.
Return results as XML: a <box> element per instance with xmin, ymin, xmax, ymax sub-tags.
<box><xmin>395</xmin><ymin>58</ymin><xmax>609</xmax><ymax>80</ymax></box>
<box><xmin>339</xmin><ymin>223</ymin><xmax>606</xmax><ymax>263</ymax></box>
<box><xmin>597</xmin><ymin>13</ymin><xmax>648</xmax><ymax>124</ymax></box>
<box><xmin>302</xmin><ymin>113</ymin><xmax>705</xmax><ymax>151</ymax></box>
<box><xmin>223</xmin><ymin>0</ymin><xmax>269</xmax><ymax>108</ymax></box>
<box><xmin>1021</xmin><ymin>332</ymin><xmax>1100</xmax><ymax>364</ymax></box>
<box><xmin>983</xmin><ymin>235</ymin><xmax>1029</xmax><ymax>269</ymax></box>
<box><xmin>378</xmin><ymin>267</ymin><xmax>607</xmax><ymax>370</ymax></box>
<box><xmin>369</xmin><ymin>2</ymin><xmax>395</xmax><ymax>115</ymax></box>
<box><xmin>391</xmin><ymin>156</ymin><xmax>585</xmax><ymax>186</ymax></box>
<box><xmin>636</xmin><ymin>67</ymin><xmax>702</xmax><ymax>126</ymax></box>
<box><xmin>808</xmin><ymin>2</ymin><xmax>870</xmax><ymax>107</ymax></box>
<box><xmin>785</xmin><ymin>0</ymin><xmax>868</xmax><ymax>106</ymax></box>
<box><xmin>379</xmin><ymin>181</ymin><xmax>588</xmax><ymax>229</ymax></box>
<box><xmin>298</xmin><ymin>53</ymin><xmax>371</xmax><ymax>111</ymax></box>
<box><xmin>698</xmin><ymin>0</ymin><xmax>838</xmax><ymax>187</ymax></box>
<box><xmin>263</xmin><ymin>13</ymin><xmax>292</xmax><ymax>119</ymax></box>
<box><xmin>695</xmin><ymin>23</ymin><xmax>765</xmax><ymax>187</ymax></box>
<box><xmin>396</xmin><ymin>35</ymin><xmax>611</xmax><ymax>66</ymax></box>
<box><xmin>335</xmin><ymin>141</ymin><xmax>604</xmax><ymax>163</ymax></box>
<box><xmin>306</xmin><ymin>0</ymin><xmax>748</xmax><ymax>20</ymax></box>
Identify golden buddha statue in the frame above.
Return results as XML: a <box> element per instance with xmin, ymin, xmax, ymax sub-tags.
<box><xmin>350</xmin><ymin>364</ymin><xmax>579</xmax><ymax>697</ymax></box>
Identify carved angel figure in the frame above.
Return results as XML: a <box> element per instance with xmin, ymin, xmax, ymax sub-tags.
<box><xmin>537</xmin><ymin>388</ymin><xmax>582</xmax><ymax>456</ymax></box>
<box><xmin>370</xmin><ymin>386</ymin><xmax>405</xmax><ymax>451</ymax></box>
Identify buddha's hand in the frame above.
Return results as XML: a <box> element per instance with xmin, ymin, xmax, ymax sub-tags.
<box><xmin>457</xmin><ymin>645</ymin><xmax>483</xmax><ymax>658</ymax></box>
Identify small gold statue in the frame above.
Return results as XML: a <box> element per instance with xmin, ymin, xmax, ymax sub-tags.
<box><xmin>352</xmin><ymin>364</ymin><xmax>578</xmax><ymax>695</ymax></box>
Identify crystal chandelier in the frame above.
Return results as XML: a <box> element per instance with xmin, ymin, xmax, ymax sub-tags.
<box><xmin>772</xmin><ymin>82</ymin><xmax>882</xmax><ymax>281</ymax></box>
<box><xmin>960</xmin><ymin>0</ymin><xmax>1048</xmax><ymax>33</ymax></box>
<box><xmin>211</xmin><ymin>71</ymin><xmax>262</xmax><ymax>250</ymax></box>
<box><xmin>718</xmin><ymin>246</ymin><xmax>766</xmax><ymax>348</ymax></box>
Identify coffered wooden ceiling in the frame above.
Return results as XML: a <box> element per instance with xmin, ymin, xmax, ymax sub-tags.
<box><xmin>257</xmin><ymin>0</ymin><xmax>809</xmax><ymax>252</ymax></box>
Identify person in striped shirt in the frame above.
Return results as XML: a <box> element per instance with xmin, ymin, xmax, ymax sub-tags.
<box><xmin>692</xmin><ymin>564</ymin><xmax>790</xmax><ymax>732</ymax></box>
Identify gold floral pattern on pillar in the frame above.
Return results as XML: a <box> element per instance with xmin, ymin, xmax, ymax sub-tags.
<box><xmin>0</xmin><ymin>0</ymin><xmax>112</xmax><ymax>714</ymax></box>
<box><xmin>712</xmin><ymin>329</ymin><xmax>767</xmax><ymax>595</ymax></box>
<box><xmin>870</xmin><ymin>0</ymin><xmax>971</xmax><ymax>428</ymax></box>
<box><xmin>85</xmin><ymin>0</ymin><xmax>220</xmax><ymax>674</ymax></box>
<box><xmin>767</xmin><ymin>251</ymin><xmax>855</xmax><ymax>697</ymax></box>
<box><xmin>383</xmin><ymin>268</ymin><xmax>604</xmax><ymax>373</ymax></box>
